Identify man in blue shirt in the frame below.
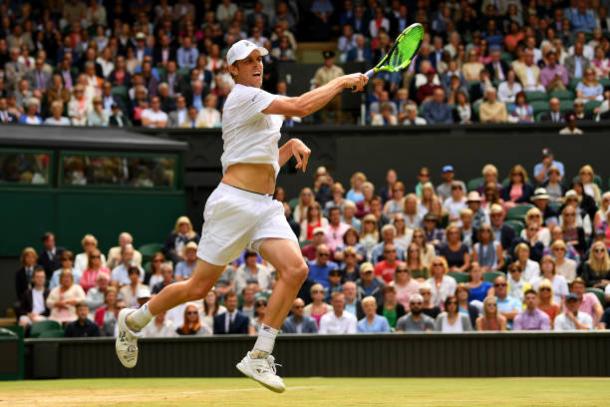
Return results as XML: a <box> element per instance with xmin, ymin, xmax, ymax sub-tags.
<box><xmin>307</xmin><ymin>244</ymin><xmax>338</xmax><ymax>289</ymax></box>
<box><xmin>175</xmin><ymin>242</ymin><xmax>198</xmax><ymax>280</ymax></box>
<box><xmin>494</xmin><ymin>276</ymin><xmax>522</xmax><ymax>330</ymax></box>
<box><xmin>533</xmin><ymin>147</ymin><xmax>565</xmax><ymax>184</ymax></box>
<box><xmin>567</xmin><ymin>2</ymin><xmax>597</xmax><ymax>33</ymax></box>
<box><xmin>421</xmin><ymin>87</ymin><xmax>453</xmax><ymax>124</ymax></box>
<box><xmin>356</xmin><ymin>262</ymin><xmax>384</xmax><ymax>304</ymax></box>
<box><xmin>176</xmin><ymin>36</ymin><xmax>199</xmax><ymax>70</ymax></box>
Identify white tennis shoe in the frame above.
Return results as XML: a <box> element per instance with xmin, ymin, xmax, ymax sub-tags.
<box><xmin>236</xmin><ymin>351</ymin><xmax>286</xmax><ymax>393</ymax></box>
<box><xmin>115</xmin><ymin>308</ymin><xmax>139</xmax><ymax>368</ymax></box>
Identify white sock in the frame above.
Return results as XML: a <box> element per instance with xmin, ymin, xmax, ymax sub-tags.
<box><xmin>126</xmin><ymin>302</ymin><xmax>154</xmax><ymax>332</ymax></box>
<box><xmin>251</xmin><ymin>324</ymin><xmax>278</xmax><ymax>358</ymax></box>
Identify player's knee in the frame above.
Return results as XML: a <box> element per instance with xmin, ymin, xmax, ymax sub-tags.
<box><xmin>186</xmin><ymin>280</ymin><xmax>208</xmax><ymax>300</ymax></box>
<box><xmin>279</xmin><ymin>262</ymin><xmax>308</xmax><ymax>286</ymax></box>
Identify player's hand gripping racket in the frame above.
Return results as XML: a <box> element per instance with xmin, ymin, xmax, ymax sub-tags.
<box><xmin>364</xmin><ymin>23</ymin><xmax>424</xmax><ymax>79</ymax></box>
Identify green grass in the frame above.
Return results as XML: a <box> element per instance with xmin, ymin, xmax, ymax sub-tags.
<box><xmin>1</xmin><ymin>378</ymin><xmax>609</xmax><ymax>406</ymax></box>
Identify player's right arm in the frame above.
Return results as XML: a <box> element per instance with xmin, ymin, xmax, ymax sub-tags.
<box><xmin>263</xmin><ymin>73</ymin><xmax>368</xmax><ymax>117</ymax></box>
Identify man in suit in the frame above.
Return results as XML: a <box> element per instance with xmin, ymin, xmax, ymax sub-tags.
<box><xmin>168</xmin><ymin>95</ymin><xmax>188</xmax><ymax>128</ymax></box>
<box><xmin>153</xmin><ymin>34</ymin><xmax>177</xmax><ymax>68</ymax></box>
<box><xmin>345</xmin><ymin>34</ymin><xmax>372</xmax><ymax>64</ymax></box>
<box><xmin>0</xmin><ymin>97</ymin><xmax>18</xmax><ymax>123</ymax></box>
<box><xmin>214</xmin><ymin>291</ymin><xmax>250</xmax><ymax>334</ymax></box>
<box><xmin>489</xmin><ymin>204</ymin><xmax>516</xmax><ymax>255</ymax></box>
<box><xmin>161</xmin><ymin>61</ymin><xmax>181</xmax><ymax>97</ymax></box>
<box><xmin>282</xmin><ymin>298</ymin><xmax>318</xmax><ymax>334</ymax></box>
<box><xmin>564</xmin><ymin>42</ymin><xmax>590</xmax><ymax>81</ymax></box>
<box><xmin>26</xmin><ymin>57</ymin><xmax>52</xmax><ymax>92</ymax></box>
<box><xmin>38</xmin><ymin>232</ymin><xmax>63</xmax><ymax>279</ymax></box>
<box><xmin>539</xmin><ymin>98</ymin><xmax>565</xmax><ymax>123</ymax></box>
<box><xmin>485</xmin><ymin>47</ymin><xmax>509</xmax><ymax>82</ymax></box>
<box><xmin>109</xmin><ymin>104</ymin><xmax>131</xmax><ymax>127</ymax></box>
<box><xmin>18</xmin><ymin>267</ymin><xmax>50</xmax><ymax>328</ymax></box>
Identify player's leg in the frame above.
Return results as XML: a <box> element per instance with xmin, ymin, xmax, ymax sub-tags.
<box><xmin>236</xmin><ymin>237</ymin><xmax>307</xmax><ymax>392</ymax></box>
<box><xmin>115</xmin><ymin>259</ymin><xmax>225</xmax><ymax>368</ymax></box>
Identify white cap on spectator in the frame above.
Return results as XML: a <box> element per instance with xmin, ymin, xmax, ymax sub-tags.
<box><xmin>227</xmin><ymin>40</ymin><xmax>268</xmax><ymax>66</ymax></box>
<box><xmin>136</xmin><ymin>286</ymin><xmax>151</xmax><ymax>299</ymax></box>
<box><xmin>313</xmin><ymin>227</ymin><xmax>325</xmax><ymax>235</ymax></box>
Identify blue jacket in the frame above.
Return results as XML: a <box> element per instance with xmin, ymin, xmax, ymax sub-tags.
<box><xmin>213</xmin><ymin>311</ymin><xmax>250</xmax><ymax>334</ymax></box>
<box><xmin>422</xmin><ymin>101</ymin><xmax>453</xmax><ymax>124</ymax></box>
<box><xmin>281</xmin><ymin>315</ymin><xmax>318</xmax><ymax>334</ymax></box>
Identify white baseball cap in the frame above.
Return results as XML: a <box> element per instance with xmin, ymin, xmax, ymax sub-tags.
<box><xmin>226</xmin><ymin>40</ymin><xmax>268</xmax><ymax>65</ymax></box>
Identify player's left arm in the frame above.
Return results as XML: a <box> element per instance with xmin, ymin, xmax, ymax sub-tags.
<box><xmin>279</xmin><ymin>138</ymin><xmax>311</xmax><ymax>172</ymax></box>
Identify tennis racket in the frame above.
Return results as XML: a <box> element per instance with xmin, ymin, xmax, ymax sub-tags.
<box><xmin>364</xmin><ymin>23</ymin><xmax>424</xmax><ymax>79</ymax></box>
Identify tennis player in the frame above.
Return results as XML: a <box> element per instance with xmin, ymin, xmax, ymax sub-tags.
<box><xmin>115</xmin><ymin>39</ymin><xmax>368</xmax><ymax>392</ymax></box>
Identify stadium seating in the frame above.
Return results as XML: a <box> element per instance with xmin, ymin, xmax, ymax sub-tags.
<box><xmin>504</xmin><ymin>219</ymin><xmax>525</xmax><ymax>236</ymax></box>
<box><xmin>447</xmin><ymin>271</ymin><xmax>470</xmax><ymax>284</ymax></box>
<box><xmin>549</xmin><ymin>90</ymin><xmax>574</xmax><ymax>101</ymax></box>
<box><xmin>138</xmin><ymin>243</ymin><xmax>164</xmax><ymax>262</ymax></box>
<box><xmin>525</xmin><ymin>91</ymin><xmax>548</xmax><ymax>103</ymax></box>
<box><xmin>30</xmin><ymin>320</ymin><xmax>62</xmax><ymax>338</ymax></box>
<box><xmin>467</xmin><ymin>177</ymin><xmax>484</xmax><ymax>192</ymax></box>
<box><xmin>506</xmin><ymin>204</ymin><xmax>534</xmax><ymax>222</ymax></box>
<box><xmin>483</xmin><ymin>271</ymin><xmax>505</xmax><ymax>283</ymax></box>
<box><xmin>38</xmin><ymin>330</ymin><xmax>65</xmax><ymax>338</ymax></box>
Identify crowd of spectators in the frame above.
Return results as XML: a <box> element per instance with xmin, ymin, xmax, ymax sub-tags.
<box><xmin>1</xmin><ymin>1</ymin><xmax>609</xmax><ymax>128</ymax></box>
<box><xmin>15</xmin><ymin>148</ymin><xmax>610</xmax><ymax>337</ymax></box>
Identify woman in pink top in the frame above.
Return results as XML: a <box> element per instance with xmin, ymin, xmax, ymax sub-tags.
<box><xmin>391</xmin><ymin>263</ymin><xmax>420</xmax><ymax>311</ymax></box>
<box><xmin>46</xmin><ymin>270</ymin><xmax>86</xmax><ymax>324</ymax></box>
<box><xmin>80</xmin><ymin>248</ymin><xmax>111</xmax><ymax>293</ymax></box>
<box><xmin>501</xmin><ymin>165</ymin><xmax>534</xmax><ymax>209</ymax></box>
<box><xmin>303</xmin><ymin>283</ymin><xmax>331</xmax><ymax>328</ymax></box>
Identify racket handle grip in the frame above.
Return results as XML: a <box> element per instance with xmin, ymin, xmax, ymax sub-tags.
<box><xmin>364</xmin><ymin>69</ymin><xmax>375</xmax><ymax>78</ymax></box>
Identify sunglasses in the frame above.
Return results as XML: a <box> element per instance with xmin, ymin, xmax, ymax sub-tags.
<box><xmin>312</xmin><ymin>290</ymin><xmax>324</xmax><ymax>294</ymax></box>
<box><xmin>90</xmin><ymin>255</ymin><xmax>100</xmax><ymax>259</ymax></box>
<box><xmin>447</xmin><ymin>301</ymin><xmax>457</xmax><ymax>305</ymax></box>
<box><xmin>396</xmin><ymin>269</ymin><xmax>408</xmax><ymax>273</ymax></box>
<box><xmin>594</xmin><ymin>248</ymin><xmax>606</xmax><ymax>253</ymax></box>
<box><xmin>153</xmin><ymin>258</ymin><xmax>163</xmax><ymax>262</ymax></box>
<box><xmin>494</xmin><ymin>283</ymin><xmax>507</xmax><ymax>287</ymax></box>
<box><xmin>410</xmin><ymin>302</ymin><xmax>423</xmax><ymax>305</ymax></box>
<box><xmin>486</xmin><ymin>303</ymin><xmax>497</xmax><ymax>307</ymax></box>
<box><xmin>539</xmin><ymin>287</ymin><xmax>551</xmax><ymax>291</ymax></box>
<box><xmin>293</xmin><ymin>305</ymin><xmax>304</xmax><ymax>309</ymax></box>
<box><xmin>186</xmin><ymin>311</ymin><xmax>198</xmax><ymax>315</ymax></box>
<box><xmin>421</xmin><ymin>292</ymin><xmax>431</xmax><ymax>295</ymax></box>
<box><xmin>384</xmin><ymin>250</ymin><xmax>396</xmax><ymax>253</ymax></box>
<box><xmin>319</xmin><ymin>253</ymin><xmax>330</xmax><ymax>257</ymax></box>
<box><xmin>255</xmin><ymin>302</ymin><xmax>267</xmax><ymax>307</ymax></box>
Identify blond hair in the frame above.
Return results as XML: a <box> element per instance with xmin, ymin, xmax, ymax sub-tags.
<box><xmin>587</xmin><ymin>241</ymin><xmax>610</xmax><ymax>274</ymax></box>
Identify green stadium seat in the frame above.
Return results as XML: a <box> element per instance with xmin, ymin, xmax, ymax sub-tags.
<box><xmin>138</xmin><ymin>243</ymin><xmax>164</xmax><ymax>262</ymax></box>
<box><xmin>111</xmin><ymin>85</ymin><xmax>128</xmax><ymax>100</ymax></box>
<box><xmin>549</xmin><ymin>90</ymin><xmax>574</xmax><ymax>101</ymax></box>
<box><xmin>501</xmin><ymin>52</ymin><xmax>513</xmax><ymax>64</ymax></box>
<box><xmin>531</xmin><ymin>100</ymin><xmax>549</xmax><ymax>115</ymax></box>
<box><xmin>586</xmin><ymin>287</ymin><xmax>605</xmax><ymax>307</ymax></box>
<box><xmin>504</xmin><ymin>219</ymin><xmax>524</xmax><ymax>236</ymax></box>
<box><xmin>30</xmin><ymin>320</ymin><xmax>62</xmax><ymax>338</ymax></box>
<box><xmin>559</xmin><ymin>100</ymin><xmax>573</xmax><ymax>113</ymax></box>
<box><xmin>525</xmin><ymin>91</ymin><xmax>548</xmax><ymax>102</ymax></box>
<box><xmin>177</xmin><ymin>67</ymin><xmax>191</xmax><ymax>79</ymax></box>
<box><xmin>447</xmin><ymin>271</ymin><xmax>470</xmax><ymax>284</ymax></box>
<box><xmin>548</xmin><ymin>201</ymin><xmax>562</xmax><ymax>214</ymax></box>
<box><xmin>467</xmin><ymin>177</ymin><xmax>484</xmax><ymax>192</ymax></box>
<box><xmin>568</xmin><ymin>78</ymin><xmax>581</xmax><ymax>91</ymax></box>
<box><xmin>156</xmin><ymin>66</ymin><xmax>167</xmax><ymax>79</ymax></box>
<box><xmin>585</xmin><ymin>100</ymin><xmax>602</xmax><ymax>116</ymax></box>
<box><xmin>483</xmin><ymin>271</ymin><xmax>504</xmax><ymax>283</ymax></box>
<box><xmin>506</xmin><ymin>204</ymin><xmax>534</xmax><ymax>222</ymax></box>
<box><xmin>289</xmin><ymin>197</ymin><xmax>299</xmax><ymax>211</ymax></box>
<box><xmin>535</xmin><ymin>111</ymin><xmax>548</xmax><ymax>122</ymax></box>
<box><xmin>38</xmin><ymin>330</ymin><xmax>65</xmax><ymax>338</ymax></box>
<box><xmin>600</xmin><ymin>78</ymin><xmax>610</xmax><ymax>88</ymax></box>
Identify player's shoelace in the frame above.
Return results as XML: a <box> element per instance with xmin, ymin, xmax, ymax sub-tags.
<box><xmin>252</xmin><ymin>355</ymin><xmax>282</xmax><ymax>376</ymax></box>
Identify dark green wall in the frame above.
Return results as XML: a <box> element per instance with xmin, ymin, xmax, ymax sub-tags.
<box><xmin>25</xmin><ymin>333</ymin><xmax>610</xmax><ymax>379</ymax></box>
<box><xmin>0</xmin><ymin>188</ymin><xmax>185</xmax><ymax>256</ymax></box>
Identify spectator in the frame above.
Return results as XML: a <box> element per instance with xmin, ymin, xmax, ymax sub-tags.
<box><xmin>282</xmin><ymin>298</ymin><xmax>318</xmax><ymax>334</ymax></box>
<box><xmin>312</xmin><ymin>50</ymin><xmax>344</xmax><ymax>124</ymax></box>
<box><xmin>74</xmin><ymin>234</ymin><xmax>106</xmax><ymax>274</ymax></box>
<box><xmin>15</xmin><ymin>247</ymin><xmax>39</xmax><ymax>298</ymax></box>
<box><xmin>67</xmin><ymin>86</ymin><xmax>89</xmax><ymax>126</ymax></box>
<box><xmin>79</xmin><ymin>248</ymin><xmax>110</xmax><ymax>293</ymax></box>
<box><xmin>176</xmin><ymin>36</ymin><xmax>199</xmax><ymax>70</ymax></box>
<box><xmin>0</xmin><ymin>97</ymin><xmax>18</xmax><ymax>123</ymax></box>
<box><xmin>378</xmin><ymin>285</ymin><xmax>406</xmax><ymax>329</ymax></box>
<box><xmin>506</xmin><ymin>261</ymin><xmax>532</xmax><ymax>302</ymax></box>
<box><xmin>374</xmin><ymin>243</ymin><xmax>404</xmax><ymax>284</ymax></box>
<box><xmin>199</xmin><ymin>290</ymin><xmax>226</xmax><ymax>333</ymax></box>
<box><xmin>86</xmin><ymin>96</ymin><xmax>109</xmax><ymax>126</ymax></box>
<box><xmin>497</xmin><ymin>69</ymin><xmax>523</xmax><ymax>104</ymax></box>
<box><xmin>476</xmin><ymin>296</ymin><xmax>507</xmax><ymax>331</ymax></box>
<box><xmin>163</xmin><ymin>216</ymin><xmax>199</xmax><ymax>263</ymax></box>
<box><xmin>18</xmin><ymin>267</ymin><xmax>49</xmax><ymax>329</ymax></box>
<box><xmin>308</xmin><ymin>244</ymin><xmax>338</xmax><ymax>289</ymax></box>
<box><xmin>560</xmin><ymin>112</ymin><xmax>584</xmax><ymax>135</ymax></box>
<box><xmin>494</xmin><ymin>275</ymin><xmax>522</xmax><ymax>328</ymax></box>
<box><xmin>85</xmin><ymin>273</ymin><xmax>110</xmax><ymax>313</ymax></box>
<box><xmin>570</xmin><ymin>277</ymin><xmax>604</xmax><ymax>326</ymax></box>
<box><xmin>195</xmin><ymin>94</ymin><xmax>221</xmax><ymax>128</ymax></box>
<box><xmin>436</xmin><ymin>165</ymin><xmax>466</xmax><ymax>202</ymax></box>
<box><xmin>176</xmin><ymin>303</ymin><xmax>212</xmax><ymax>336</ymax></box>
<box><xmin>338</xmin><ymin>246</ymin><xmax>362</xmax><ymax>283</ymax></box>
<box><xmin>47</xmin><ymin>270</ymin><xmax>86</xmax><ymax>324</ymax></box>
<box><xmin>49</xmin><ymin>250</ymin><xmax>79</xmax><ymax>290</ymax></box>
<box><xmin>401</xmin><ymin>103</ymin><xmax>426</xmax><ymax>125</ymax></box>
<box><xmin>514</xmin><ymin>49</ymin><xmax>545</xmax><ymax>91</ymax></box>
<box><xmin>19</xmin><ymin>97</ymin><xmax>42</xmax><ymax>125</ymax></box>
<box><xmin>576</xmin><ymin>68</ymin><xmax>604</xmax><ymax>102</ymax></box>
<box><xmin>434</xmin><ymin>295</ymin><xmax>473</xmax><ymax>332</ymax></box>
<box><xmin>479</xmin><ymin>87</ymin><xmax>508</xmax><ymax>123</ymax></box>
<box><xmin>168</xmin><ymin>95</ymin><xmax>188</xmax><ymax>128</ymax></box>
<box><xmin>119</xmin><ymin>266</ymin><xmax>150</xmax><ymax>308</ymax></box>
<box><xmin>324</xmin><ymin>207</ymin><xmax>351</xmax><ymax>252</ymax></box>
<box><xmin>107</xmin><ymin>232</ymin><xmax>142</xmax><ymax>270</ymax></box>
<box><xmin>421</xmin><ymin>88</ymin><xmax>453</xmax><ymax>124</ymax></box>
<box><xmin>44</xmin><ymin>101</ymin><xmax>71</xmax><ymax>125</ymax></box>
<box><xmin>565</xmin><ymin>42</ymin><xmax>591</xmax><ymax>80</ymax></box>
<box><xmin>346</xmin><ymin>34</ymin><xmax>372</xmax><ymax>64</ymax></box>
<box><xmin>141</xmin><ymin>96</ymin><xmax>168</xmax><ymax>128</ymax></box>
<box><xmin>64</xmin><ymin>302</ymin><xmax>100</xmax><ymax>337</ymax></box>
<box><xmin>370</xmin><ymin>224</ymin><xmax>406</xmax><ymax>264</ymax></box>
<box><xmin>512</xmin><ymin>288</ymin><xmax>550</xmax><ymax>331</ymax></box>
<box><xmin>453</xmin><ymin>91</ymin><xmax>472</xmax><ymax>124</ymax></box>
<box><xmin>300</xmin><ymin>202</ymin><xmax>329</xmax><ymax>242</ymax></box>
<box><xmin>539</xmin><ymin>98</ymin><xmax>564</xmax><ymax>124</ymax></box>
<box><xmin>551</xmin><ymin>240</ymin><xmax>578</xmax><ymax>283</ymax></box>
<box><xmin>301</xmin><ymin>228</ymin><xmax>328</xmax><ymax>262</ymax></box>
<box><xmin>357</xmin><ymin>296</ymin><xmax>391</xmax><ymax>333</ymax></box>
<box><xmin>567</xmin><ymin>1</ymin><xmax>596</xmax><ymax>33</ymax></box>
<box><xmin>462</xmin><ymin>49</ymin><xmax>485</xmax><ymax>82</ymax></box>
<box><xmin>540</xmin><ymin>51</ymin><xmax>569</xmax><ymax>91</ymax></box>
<box><xmin>466</xmin><ymin>262</ymin><xmax>493</xmax><ymax>304</ymax></box>
<box><xmin>110</xmin><ymin>244</ymin><xmax>144</xmax><ymax>287</ymax></box>
<box><xmin>591</xmin><ymin>46</ymin><xmax>610</xmax><ymax>79</ymax></box>
<box><xmin>356</xmin><ymin>262</ymin><xmax>384</xmax><ymax>305</ymax></box>
<box><xmin>142</xmin><ymin>311</ymin><xmax>177</xmax><ymax>338</ymax></box>
<box><xmin>443</xmin><ymin>182</ymin><xmax>467</xmax><ymax>223</ymax></box>
<box><xmin>175</xmin><ymin>242</ymin><xmax>199</xmax><ymax>281</ymax></box>
<box><xmin>509</xmin><ymin>91</ymin><xmax>534</xmax><ymax>123</ymax></box>
<box><xmin>501</xmin><ymin>165</ymin><xmax>534</xmax><ymax>207</ymax></box>
<box><xmin>319</xmin><ymin>292</ymin><xmax>357</xmax><ymax>334</ymax></box>
<box><xmin>396</xmin><ymin>294</ymin><xmax>435</xmax><ymax>332</ymax></box>
<box><xmin>371</xmin><ymin>102</ymin><xmax>398</xmax><ymax>125</ymax></box>
<box><xmin>437</xmin><ymin>225</ymin><xmax>470</xmax><ymax>273</ymax></box>
<box><xmin>109</xmin><ymin>104</ymin><xmax>130</xmax><ymax>127</ymax></box>
<box><xmin>235</xmin><ymin>250</ymin><xmax>273</xmax><ymax>294</ymax></box>
<box><xmin>426</xmin><ymin>256</ymin><xmax>458</xmax><ymax>307</ymax></box>
<box><xmin>485</xmin><ymin>46</ymin><xmax>509</xmax><ymax>82</ymax></box>
<box><xmin>554</xmin><ymin>293</ymin><xmax>593</xmax><ymax>331</ymax></box>
<box><xmin>303</xmin><ymin>283</ymin><xmax>331</xmax><ymax>328</ymax></box>
<box><xmin>213</xmin><ymin>291</ymin><xmax>250</xmax><ymax>334</ymax></box>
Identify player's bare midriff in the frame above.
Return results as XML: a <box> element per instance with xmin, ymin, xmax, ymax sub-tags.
<box><xmin>222</xmin><ymin>163</ymin><xmax>277</xmax><ymax>195</ymax></box>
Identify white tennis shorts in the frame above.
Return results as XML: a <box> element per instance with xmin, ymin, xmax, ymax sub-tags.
<box><xmin>197</xmin><ymin>182</ymin><xmax>298</xmax><ymax>265</ymax></box>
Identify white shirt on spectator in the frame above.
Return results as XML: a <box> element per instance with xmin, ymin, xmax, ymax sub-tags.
<box><xmin>44</xmin><ymin>117</ymin><xmax>71</xmax><ymax>125</ymax></box>
<box><xmin>111</xmin><ymin>264</ymin><xmax>145</xmax><ymax>286</ymax></box>
<box><xmin>318</xmin><ymin>310</ymin><xmax>357</xmax><ymax>334</ymax></box>
<box><xmin>142</xmin><ymin>318</ymin><xmax>178</xmax><ymax>338</ymax></box>
<box><xmin>554</xmin><ymin>311</ymin><xmax>593</xmax><ymax>331</ymax></box>
<box><xmin>74</xmin><ymin>252</ymin><xmax>107</xmax><ymax>273</ymax></box>
<box><xmin>141</xmin><ymin>108</ymin><xmax>168</xmax><ymax>128</ymax></box>
<box><xmin>426</xmin><ymin>275</ymin><xmax>457</xmax><ymax>307</ymax></box>
<box><xmin>32</xmin><ymin>288</ymin><xmax>46</xmax><ymax>315</ymax></box>
<box><xmin>497</xmin><ymin>81</ymin><xmax>522</xmax><ymax>103</ymax></box>
<box><xmin>443</xmin><ymin>197</ymin><xmax>467</xmax><ymax>221</ymax></box>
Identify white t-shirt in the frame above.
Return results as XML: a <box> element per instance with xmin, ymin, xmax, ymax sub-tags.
<box><xmin>220</xmin><ymin>84</ymin><xmax>282</xmax><ymax>176</ymax></box>
<box><xmin>318</xmin><ymin>311</ymin><xmax>358</xmax><ymax>334</ymax></box>
<box><xmin>554</xmin><ymin>311</ymin><xmax>593</xmax><ymax>331</ymax></box>
<box><xmin>141</xmin><ymin>109</ymin><xmax>168</xmax><ymax>128</ymax></box>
